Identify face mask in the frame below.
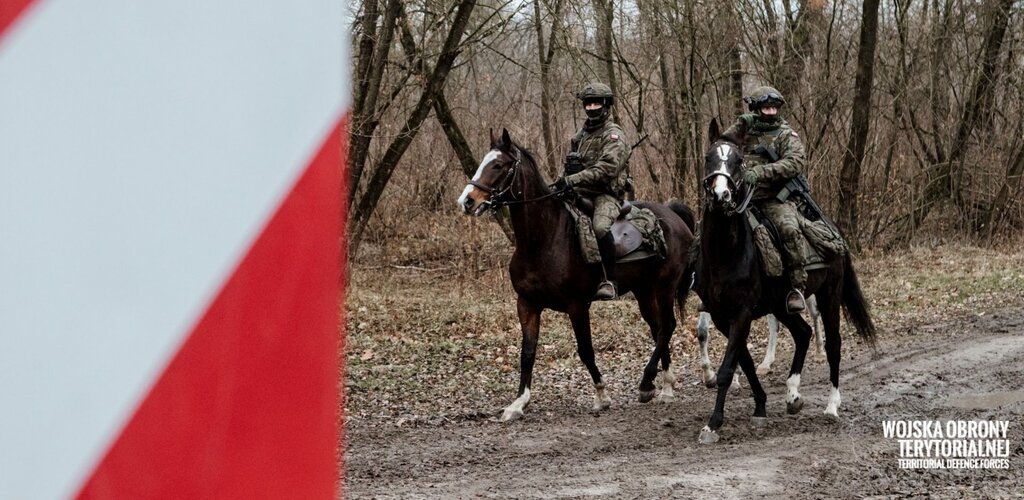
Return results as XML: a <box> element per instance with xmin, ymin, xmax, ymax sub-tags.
<box><xmin>757</xmin><ymin>110</ymin><xmax>781</xmax><ymax>123</ymax></box>
<box><xmin>585</xmin><ymin>106</ymin><xmax>604</xmax><ymax>119</ymax></box>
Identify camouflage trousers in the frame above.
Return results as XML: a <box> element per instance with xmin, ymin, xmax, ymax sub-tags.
<box><xmin>591</xmin><ymin>194</ymin><xmax>620</xmax><ymax>239</ymax></box>
<box><xmin>759</xmin><ymin>199</ymin><xmax>808</xmax><ymax>290</ymax></box>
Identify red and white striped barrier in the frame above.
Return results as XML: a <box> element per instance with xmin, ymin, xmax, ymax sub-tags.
<box><xmin>1</xmin><ymin>1</ymin><xmax>348</xmax><ymax>498</ymax></box>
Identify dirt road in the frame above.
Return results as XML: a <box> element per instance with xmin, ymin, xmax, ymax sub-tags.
<box><xmin>345</xmin><ymin>308</ymin><xmax>1024</xmax><ymax>498</ymax></box>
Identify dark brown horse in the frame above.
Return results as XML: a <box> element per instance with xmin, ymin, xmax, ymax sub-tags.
<box><xmin>458</xmin><ymin>128</ymin><xmax>695</xmax><ymax>420</ymax></box>
<box><xmin>693</xmin><ymin>119</ymin><xmax>876</xmax><ymax>443</ymax></box>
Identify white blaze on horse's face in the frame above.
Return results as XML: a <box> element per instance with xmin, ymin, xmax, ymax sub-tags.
<box><xmin>458</xmin><ymin>149</ymin><xmax>501</xmax><ymax>216</ymax></box>
<box><xmin>713</xmin><ymin>144</ymin><xmax>733</xmax><ymax>202</ymax></box>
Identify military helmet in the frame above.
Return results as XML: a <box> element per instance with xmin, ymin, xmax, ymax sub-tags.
<box><xmin>577</xmin><ymin>82</ymin><xmax>615</xmax><ymax>105</ymax></box>
<box><xmin>744</xmin><ymin>86</ymin><xmax>786</xmax><ymax>112</ymax></box>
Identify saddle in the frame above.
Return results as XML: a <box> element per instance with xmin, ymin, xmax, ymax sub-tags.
<box><xmin>747</xmin><ymin>206</ymin><xmax>828</xmax><ymax>277</ymax></box>
<box><xmin>573</xmin><ymin>198</ymin><xmax>644</xmax><ymax>257</ymax></box>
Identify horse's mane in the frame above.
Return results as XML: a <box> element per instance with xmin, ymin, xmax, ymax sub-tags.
<box><xmin>718</xmin><ymin>130</ymin><xmax>744</xmax><ymax>146</ymax></box>
<box><xmin>509</xmin><ymin>139</ymin><xmax>539</xmax><ymax>168</ymax></box>
<box><xmin>501</xmin><ymin>139</ymin><xmax>551</xmax><ymax>190</ymax></box>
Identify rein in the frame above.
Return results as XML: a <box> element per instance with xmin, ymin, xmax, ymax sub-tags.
<box><xmin>703</xmin><ymin>172</ymin><xmax>754</xmax><ymax>216</ymax></box>
<box><xmin>475</xmin><ymin>147</ymin><xmax>568</xmax><ymax>211</ymax></box>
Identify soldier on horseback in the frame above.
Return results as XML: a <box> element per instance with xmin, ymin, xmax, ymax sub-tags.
<box><xmin>552</xmin><ymin>82</ymin><xmax>631</xmax><ymax>301</ymax></box>
<box><xmin>726</xmin><ymin>86</ymin><xmax>809</xmax><ymax>313</ymax></box>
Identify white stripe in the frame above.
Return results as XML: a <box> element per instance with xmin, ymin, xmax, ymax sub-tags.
<box><xmin>717</xmin><ymin>144</ymin><xmax>731</xmax><ymax>161</ymax></box>
<box><xmin>0</xmin><ymin>2</ymin><xmax>347</xmax><ymax>498</ymax></box>
<box><xmin>474</xmin><ymin>150</ymin><xmax>501</xmax><ymax>182</ymax></box>
<box><xmin>457</xmin><ymin>150</ymin><xmax>500</xmax><ymax>207</ymax></box>
<box><xmin>713</xmin><ymin>145</ymin><xmax>732</xmax><ymax>197</ymax></box>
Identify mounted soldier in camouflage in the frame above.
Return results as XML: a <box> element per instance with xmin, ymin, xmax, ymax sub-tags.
<box><xmin>552</xmin><ymin>82</ymin><xmax>630</xmax><ymax>300</ymax></box>
<box><xmin>726</xmin><ymin>86</ymin><xmax>810</xmax><ymax>313</ymax></box>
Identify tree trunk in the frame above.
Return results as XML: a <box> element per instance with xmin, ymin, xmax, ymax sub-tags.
<box><xmin>348</xmin><ymin>0</ymin><xmax>400</xmax><ymax>209</ymax></box>
<box><xmin>646</xmin><ymin>1</ymin><xmax>687</xmax><ymax>200</ymax></box>
<box><xmin>594</xmin><ymin>0</ymin><xmax>620</xmax><ymax>124</ymax></box>
<box><xmin>534</xmin><ymin>0</ymin><xmax>563</xmax><ymax>178</ymax></box>
<box><xmin>348</xmin><ymin>0</ymin><xmax>478</xmax><ymax>253</ymax></box>
<box><xmin>351</xmin><ymin>0</ymin><xmax>380</xmax><ymax>124</ymax></box>
<box><xmin>981</xmin><ymin>121</ymin><xmax>1024</xmax><ymax>240</ymax></box>
<box><xmin>683</xmin><ymin>0</ymin><xmax>704</xmax><ymax>194</ymax></box>
<box><xmin>726</xmin><ymin>29</ymin><xmax>745</xmax><ymax>116</ymax></box>
<box><xmin>909</xmin><ymin>0</ymin><xmax>1015</xmax><ymax>230</ymax></box>
<box><xmin>836</xmin><ymin>0</ymin><xmax>880</xmax><ymax>248</ymax></box>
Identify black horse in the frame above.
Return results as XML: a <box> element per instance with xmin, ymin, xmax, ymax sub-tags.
<box><xmin>458</xmin><ymin>128</ymin><xmax>695</xmax><ymax>420</ymax></box>
<box><xmin>694</xmin><ymin>119</ymin><xmax>876</xmax><ymax>444</ymax></box>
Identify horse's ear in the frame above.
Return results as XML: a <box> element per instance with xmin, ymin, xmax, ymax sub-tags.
<box><xmin>489</xmin><ymin>128</ymin><xmax>497</xmax><ymax>148</ymax></box>
<box><xmin>500</xmin><ymin>128</ymin><xmax>512</xmax><ymax>151</ymax></box>
<box><xmin>708</xmin><ymin>119</ymin><xmax>721</xmax><ymax>145</ymax></box>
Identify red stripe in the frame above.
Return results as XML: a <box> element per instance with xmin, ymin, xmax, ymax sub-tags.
<box><xmin>77</xmin><ymin>116</ymin><xmax>348</xmax><ymax>499</ymax></box>
<box><xmin>0</xmin><ymin>0</ymin><xmax>36</xmax><ymax>40</ymax></box>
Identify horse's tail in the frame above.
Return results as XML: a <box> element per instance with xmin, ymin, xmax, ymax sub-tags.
<box><xmin>841</xmin><ymin>253</ymin><xmax>876</xmax><ymax>345</ymax></box>
<box><xmin>668</xmin><ymin>201</ymin><xmax>698</xmax><ymax>317</ymax></box>
<box><xmin>668</xmin><ymin>201</ymin><xmax>696</xmax><ymax>234</ymax></box>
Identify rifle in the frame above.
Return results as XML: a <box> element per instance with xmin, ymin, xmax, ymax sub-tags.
<box><xmin>621</xmin><ymin>134</ymin><xmax>648</xmax><ymax>200</ymax></box>
<box><xmin>631</xmin><ymin>134</ymin><xmax>649</xmax><ymax>151</ymax></box>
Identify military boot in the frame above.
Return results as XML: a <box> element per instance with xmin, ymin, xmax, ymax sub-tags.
<box><xmin>786</xmin><ymin>289</ymin><xmax>806</xmax><ymax>314</ymax></box>
<box><xmin>594</xmin><ymin>233</ymin><xmax>617</xmax><ymax>301</ymax></box>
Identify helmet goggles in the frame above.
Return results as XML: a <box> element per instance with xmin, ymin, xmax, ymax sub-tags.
<box><xmin>746</xmin><ymin>92</ymin><xmax>784</xmax><ymax>109</ymax></box>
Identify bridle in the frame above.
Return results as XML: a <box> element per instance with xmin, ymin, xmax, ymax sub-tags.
<box><xmin>702</xmin><ymin>143</ymin><xmax>754</xmax><ymax>216</ymax></box>
<box><xmin>470</xmin><ymin>147</ymin><xmax>565</xmax><ymax>211</ymax></box>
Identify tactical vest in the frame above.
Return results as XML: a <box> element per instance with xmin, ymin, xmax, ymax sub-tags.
<box><xmin>740</xmin><ymin>121</ymin><xmax>798</xmax><ymax>201</ymax></box>
<box><xmin>572</xmin><ymin>122</ymin><xmax>630</xmax><ymax>197</ymax></box>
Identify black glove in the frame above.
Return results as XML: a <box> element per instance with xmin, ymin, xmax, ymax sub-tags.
<box><xmin>564</xmin><ymin>152</ymin><xmax>584</xmax><ymax>175</ymax></box>
<box><xmin>551</xmin><ymin>177</ymin><xmax>574</xmax><ymax>199</ymax></box>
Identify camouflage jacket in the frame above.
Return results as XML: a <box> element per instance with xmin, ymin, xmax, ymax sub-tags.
<box><xmin>725</xmin><ymin>114</ymin><xmax>806</xmax><ymax>200</ymax></box>
<box><xmin>565</xmin><ymin>120</ymin><xmax>630</xmax><ymax>197</ymax></box>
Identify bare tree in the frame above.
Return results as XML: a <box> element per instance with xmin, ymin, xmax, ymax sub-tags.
<box><xmin>909</xmin><ymin>0</ymin><xmax>1016</xmax><ymax>231</ymax></box>
<box><xmin>349</xmin><ymin>0</ymin><xmax>478</xmax><ymax>252</ymax></box>
<box><xmin>349</xmin><ymin>0</ymin><xmax>400</xmax><ymax>209</ymax></box>
<box><xmin>836</xmin><ymin>0</ymin><xmax>881</xmax><ymax>247</ymax></box>
<box><xmin>346</xmin><ymin>0</ymin><xmax>1024</xmax><ymax>259</ymax></box>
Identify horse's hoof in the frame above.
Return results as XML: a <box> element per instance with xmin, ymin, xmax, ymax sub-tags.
<box><xmin>638</xmin><ymin>389</ymin><xmax>657</xmax><ymax>403</ymax></box>
<box><xmin>656</xmin><ymin>393</ymin><xmax>676</xmax><ymax>404</ymax></box>
<box><xmin>592</xmin><ymin>400</ymin><xmax>611</xmax><ymax>411</ymax></box>
<box><xmin>500</xmin><ymin>409</ymin><xmax>524</xmax><ymax>422</ymax></box>
<box><xmin>702</xmin><ymin>369</ymin><xmax>716</xmax><ymax>389</ymax></box>
<box><xmin>756</xmin><ymin>364</ymin><xmax>771</xmax><ymax>377</ymax></box>
<box><xmin>824</xmin><ymin>408</ymin><xmax>840</xmax><ymax>420</ymax></box>
<box><xmin>786</xmin><ymin>397</ymin><xmax>804</xmax><ymax>415</ymax></box>
<box><xmin>750</xmin><ymin>416</ymin><xmax>769</xmax><ymax>429</ymax></box>
<box><xmin>698</xmin><ymin>426</ymin><xmax>720</xmax><ymax>444</ymax></box>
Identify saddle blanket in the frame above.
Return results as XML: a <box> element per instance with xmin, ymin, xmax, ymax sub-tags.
<box><xmin>747</xmin><ymin>210</ymin><xmax>848</xmax><ymax>277</ymax></box>
<box><xmin>568</xmin><ymin>204</ymin><xmax>666</xmax><ymax>264</ymax></box>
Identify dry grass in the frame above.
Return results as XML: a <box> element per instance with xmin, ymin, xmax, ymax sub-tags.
<box><xmin>344</xmin><ymin>237</ymin><xmax>1024</xmax><ymax>426</ymax></box>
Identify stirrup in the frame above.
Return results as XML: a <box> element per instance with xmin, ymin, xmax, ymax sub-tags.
<box><xmin>594</xmin><ymin>280</ymin><xmax>617</xmax><ymax>301</ymax></box>
<box><xmin>786</xmin><ymin>289</ymin><xmax>806</xmax><ymax>314</ymax></box>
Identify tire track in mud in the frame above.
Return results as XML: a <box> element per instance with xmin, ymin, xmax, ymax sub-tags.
<box><xmin>345</xmin><ymin>309</ymin><xmax>1024</xmax><ymax>498</ymax></box>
